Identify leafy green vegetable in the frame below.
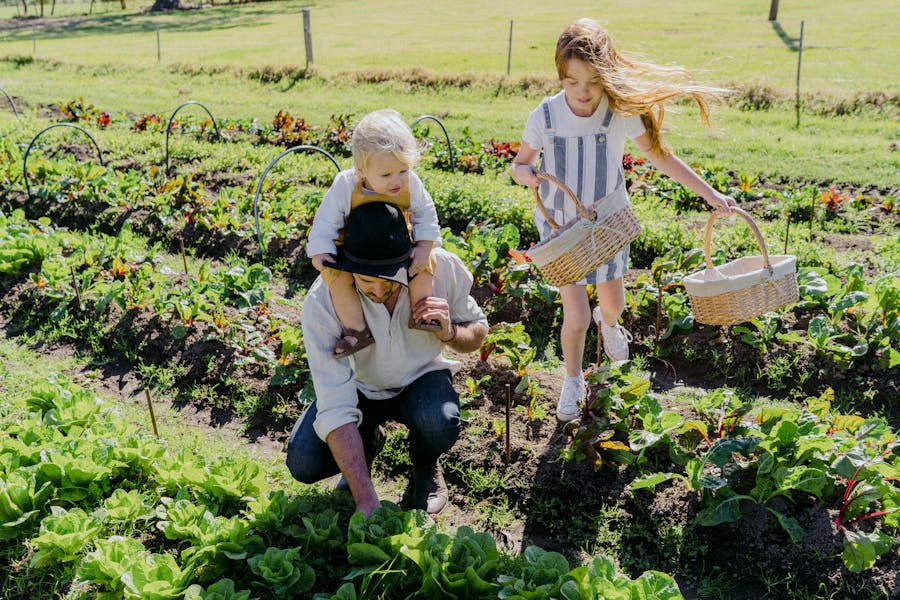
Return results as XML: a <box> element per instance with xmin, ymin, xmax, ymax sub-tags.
<box><xmin>78</xmin><ymin>536</ymin><xmax>146</xmax><ymax>593</ymax></box>
<box><xmin>183</xmin><ymin>578</ymin><xmax>255</xmax><ymax>600</ymax></box>
<box><xmin>30</xmin><ymin>506</ymin><xmax>103</xmax><ymax>567</ymax></box>
<box><xmin>122</xmin><ymin>552</ymin><xmax>194</xmax><ymax>600</ymax></box>
<box><xmin>247</xmin><ymin>547</ymin><xmax>316</xmax><ymax>599</ymax></box>
<box><xmin>0</xmin><ymin>470</ymin><xmax>55</xmax><ymax>540</ymax></box>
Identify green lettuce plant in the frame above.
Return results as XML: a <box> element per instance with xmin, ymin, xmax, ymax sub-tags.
<box><xmin>184</xmin><ymin>578</ymin><xmax>255</xmax><ymax>600</ymax></box>
<box><xmin>202</xmin><ymin>457</ymin><xmax>268</xmax><ymax>504</ymax></box>
<box><xmin>121</xmin><ymin>552</ymin><xmax>194</xmax><ymax>600</ymax></box>
<box><xmin>557</xmin><ymin>555</ymin><xmax>682</xmax><ymax>600</ymax></box>
<box><xmin>104</xmin><ymin>488</ymin><xmax>153</xmax><ymax>523</ymax></box>
<box><xmin>30</xmin><ymin>506</ymin><xmax>103</xmax><ymax>567</ymax></box>
<box><xmin>419</xmin><ymin>526</ymin><xmax>500</xmax><ymax>598</ymax></box>
<box><xmin>247</xmin><ymin>546</ymin><xmax>316</xmax><ymax>599</ymax></box>
<box><xmin>497</xmin><ymin>545</ymin><xmax>570</xmax><ymax>600</ymax></box>
<box><xmin>0</xmin><ymin>470</ymin><xmax>55</xmax><ymax>540</ymax></box>
<box><xmin>243</xmin><ymin>489</ymin><xmax>303</xmax><ymax>536</ymax></box>
<box><xmin>346</xmin><ymin>502</ymin><xmax>434</xmax><ymax>568</ymax></box>
<box><xmin>78</xmin><ymin>535</ymin><xmax>147</xmax><ymax>595</ymax></box>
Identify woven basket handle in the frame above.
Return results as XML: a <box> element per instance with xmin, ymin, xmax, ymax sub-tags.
<box><xmin>532</xmin><ymin>171</ymin><xmax>594</xmax><ymax>230</ymax></box>
<box><xmin>704</xmin><ymin>206</ymin><xmax>772</xmax><ymax>271</ymax></box>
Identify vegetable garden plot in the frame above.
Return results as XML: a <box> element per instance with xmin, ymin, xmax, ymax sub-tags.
<box><xmin>0</xmin><ymin>102</ymin><xmax>897</xmax><ymax>598</ymax></box>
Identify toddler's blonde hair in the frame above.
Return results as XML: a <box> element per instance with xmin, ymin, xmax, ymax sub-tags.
<box><xmin>556</xmin><ymin>18</ymin><xmax>724</xmax><ymax>155</ymax></box>
<box><xmin>352</xmin><ymin>109</ymin><xmax>421</xmax><ymax>172</ymax></box>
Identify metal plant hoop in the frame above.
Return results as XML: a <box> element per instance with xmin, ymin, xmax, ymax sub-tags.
<box><xmin>252</xmin><ymin>144</ymin><xmax>341</xmax><ymax>253</ymax></box>
<box><xmin>410</xmin><ymin>114</ymin><xmax>455</xmax><ymax>171</ymax></box>
<box><xmin>164</xmin><ymin>101</ymin><xmax>222</xmax><ymax>174</ymax></box>
<box><xmin>23</xmin><ymin>123</ymin><xmax>105</xmax><ymax>200</ymax></box>
<box><xmin>0</xmin><ymin>86</ymin><xmax>19</xmax><ymax>118</ymax></box>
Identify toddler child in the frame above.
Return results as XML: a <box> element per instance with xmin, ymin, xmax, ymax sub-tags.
<box><xmin>308</xmin><ymin>108</ymin><xmax>442</xmax><ymax>357</ymax></box>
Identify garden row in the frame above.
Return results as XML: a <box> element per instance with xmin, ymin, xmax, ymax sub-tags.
<box><xmin>0</xmin><ymin>206</ymin><xmax>896</xmax><ymax>583</ymax></box>
<box><xmin>0</xmin><ymin>102</ymin><xmax>897</xmax><ymax>597</ymax></box>
<box><xmin>0</xmin><ymin>372</ymin><xmax>686</xmax><ymax>598</ymax></box>
<box><xmin>1</xmin><ymin>112</ymin><xmax>897</xmax><ymax>409</ymax></box>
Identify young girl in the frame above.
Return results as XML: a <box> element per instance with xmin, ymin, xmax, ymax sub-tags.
<box><xmin>511</xmin><ymin>18</ymin><xmax>736</xmax><ymax>421</ymax></box>
<box><xmin>308</xmin><ymin>109</ymin><xmax>442</xmax><ymax>358</ymax></box>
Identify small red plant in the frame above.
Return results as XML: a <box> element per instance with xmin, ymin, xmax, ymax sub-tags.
<box><xmin>272</xmin><ymin>110</ymin><xmax>315</xmax><ymax>147</ymax></box>
<box><xmin>621</xmin><ymin>153</ymin><xmax>646</xmax><ymax>173</ymax></box>
<box><xmin>482</xmin><ymin>139</ymin><xmax>520</xmax><ymax>160</ymax></box>
<box><xmin>133</xmin><ymin>114</ymin><xmax>164</xmax><ymax>133</ymax></box>
<box><xmin>507</xmin><ymin>248</ymin><xmax>531</xmax><ymax>264</ymax></box>
<box><xmin>820</xmin><ymin>187</ymin><xmax>849</xmax><ymax>212</ymax></box>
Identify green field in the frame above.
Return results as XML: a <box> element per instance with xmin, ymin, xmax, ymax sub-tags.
<box><xmin>1</xmin><ymin>1</ymin><xmax>898</xmax><ymax>187</ymax></box>
<box><xmin>1</xmin><ymin>0</ymin><xmax>898</xmax><ymax>94</ymax></box>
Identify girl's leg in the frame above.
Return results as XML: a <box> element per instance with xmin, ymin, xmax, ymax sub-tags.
<box><xmin>329</xmin><ymin>270</ymin><xmax>367</xmax><ymax>331</ymax></box>
<box><xmin>556</xmin><ymin>285</ymin><xmax>591</xmax><ymax>422</ymax></box>
<box><xmin>593</xmin><ymin>278</ymin><xmax>625</xmax><ymax>327</ymax></box>
<box><xmin>593</xmin><ymin>278</ymin><xmax>632</xmax><ymax>362</ymax></box>
<box><xmin>408</xmin><ymin>271</ymin><xmax>434</xmax><ymax>306</ymax></box>
<box><xmin>559</xmin><ymin>284</ymin><xmax>592</xmax><ymax>376</ymax></box>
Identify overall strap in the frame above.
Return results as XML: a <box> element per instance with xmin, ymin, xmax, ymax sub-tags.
<box><xmin>541</xmin><ymin>101</ymin><xmax>554</xmax><ymax>135</ymax></box>
<box><xmin>600</xmin><ymin>107</ymin><xmax>614</xmax><ymax>129</ymax></box>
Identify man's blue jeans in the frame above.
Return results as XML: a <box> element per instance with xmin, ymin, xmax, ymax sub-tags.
<box><xmin>285</xmin><ymin>369</ymin><xmax>460</xmax><ymax>484</ymax></box>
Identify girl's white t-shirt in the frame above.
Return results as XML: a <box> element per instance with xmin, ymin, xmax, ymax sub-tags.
<box><xmin>521</xmin><ymin>91</ymin><xmax>646</xmax><ymax>156</ymax></box>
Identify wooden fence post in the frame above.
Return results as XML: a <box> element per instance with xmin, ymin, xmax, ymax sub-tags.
<box><xmin>302</xmin><ymin>8</ymin><xmax>313</xmax><ymax>69</ymax></box>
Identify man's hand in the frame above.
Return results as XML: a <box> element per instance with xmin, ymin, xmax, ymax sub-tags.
<box><xmin>413</xmin><ymin>297</ymin><xmax>488</xmax><ymax>352</ymax></box>
<box><xmin>412</xmin><ymin>296</ymin><xmax>451</xmax><ymax>337</ymax></box>
<box><xmin>326</xmin><ymin>424</ymin><xmax>379</xmax><ymax>517</ymax></box>
<box><xmin>311</xmin><ymin>253</ymin><xmax>336</xmax><ymax>272</ymax></box>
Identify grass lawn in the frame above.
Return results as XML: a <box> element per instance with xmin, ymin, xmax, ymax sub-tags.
<box><xmin>0</xmin><ymin>0</ymin><xmax>897</xmax><ymax>94</ymax></box>
<box><xmin>1</xmin><ymin>1</ymin><xmax>897</xmax><ymax>187</ymax></box>
<box><xmin>1</xmin><ymin>58</ymin><xmax>897</xmax><ymax>188</ymax></box>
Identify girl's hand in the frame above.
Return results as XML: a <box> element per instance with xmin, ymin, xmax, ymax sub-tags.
<box><xmin>707</xmin><ymin>191</ymin><xmax>737</xmax><ymax>214</ymax></box>
<box><xmin>311</xmin><ymin>253</ymin><xmax>336</xmax><ymax>272</ymax></box>
<box><xmin>409</xmin><ymin>243</ymin><xmax>431</xmax><ymax>277</ymax></box>
<box><xmin>511</xmin><ymin>163</ymin><xmax>540</xmax><ymax>187</ymax></box>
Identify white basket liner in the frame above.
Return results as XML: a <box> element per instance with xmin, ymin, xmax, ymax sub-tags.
<box><xmin>529</xmin><ymin>187</ymin><xmax>629</xmax><ymax>255</ymax></box>
<box><xmin>683</xmin><ymin>255</ymin><xmax>797</xmax><ymax>298</ymax></box>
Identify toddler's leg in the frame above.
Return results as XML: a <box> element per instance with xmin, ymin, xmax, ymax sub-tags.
<box><xmin>408</xmin><ymin>272</ymin><xmax>441</xmax><ymax>332</ymax></box>
<box><xmin>329</xmin><ymin>271</ymin><xmax>375</xmax><ymax>357</ymax></box>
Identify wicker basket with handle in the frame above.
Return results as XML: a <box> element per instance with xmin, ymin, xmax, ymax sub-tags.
<box><xmin>683</xmin><ymin>207</ymin><xmax>798</xmax><ymax>326</ymax></box>
<box><xmin>525</xmin><ymin>171</ymin><xmax>641</xmax><ymax>287</ymax></box>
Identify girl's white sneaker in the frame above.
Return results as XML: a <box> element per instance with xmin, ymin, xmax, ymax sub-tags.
<box><xmin>600</xmin><ymin>323</ymin><xmax>633</xmax><ymax>362</ymax></box>
<box><xmin>556</xmin><ymin>376</ymin><xmax>584</xmax><ymax>422</ymax></box>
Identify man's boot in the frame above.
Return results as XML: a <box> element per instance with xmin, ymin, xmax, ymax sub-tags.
<box><xmin>335</xmin><ymin>426</ymin><xmax>385</xmax><ymax>492</ymax></box>
<box><xmin>412</xmin><ymin>460</ymin><xmax>448</xmax><ymax>515</ymax></box>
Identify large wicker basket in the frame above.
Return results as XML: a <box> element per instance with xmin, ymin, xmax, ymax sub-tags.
<box><xmin>525</xmin><ymin>172</ymin><xmax>641</xmax><ymax>287</ymax></box>
<box><xmin>683</xmin><ymin>207</ymin><xmax>799</xmax><ymax>326</ymax></box>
